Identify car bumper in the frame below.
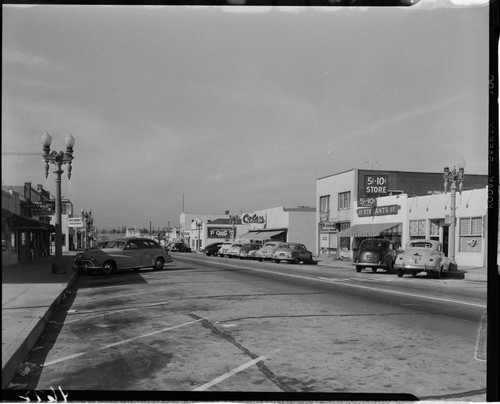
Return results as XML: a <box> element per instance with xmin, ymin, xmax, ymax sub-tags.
<box><xmin>355</xmin><ymin>261</ymin><xmax>380</xmax><ymax>267</ymax></box>
<box><xmin>74</xmin><ymin>260</ymin><xmax>102</xmax><ymax>272</ymax></box>
<box><xmin>395</xmin><ymin>263</ymin><xmax>438</xmax><ymax>272</ymax></box>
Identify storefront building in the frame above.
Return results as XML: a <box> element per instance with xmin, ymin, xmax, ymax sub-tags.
<box><xmin>183</xmin><ymin>206</ymin><xmax>316</xmax><ymax>253</ymax></box>
<box><xmin>317</xmin><ymin>169</ymin><xmax>488</xmax><ymax>267</ymax></box>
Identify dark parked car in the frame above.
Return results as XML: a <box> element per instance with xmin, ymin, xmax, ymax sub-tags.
<box><xmin>167</xmin><ymin>242</ymin><xmax>192</xmax><ymax>252</ymax></box>
<box><xmin>74</xmin><ymin>237</ymin><xmax>173</xmax><ymax>275</ymax></box>
<box><xmin>354</xmin><ymin>238</ymin><xmax>396</xmax><ymax>273</ymax></box>
<box><xmin>203</xmin><ymin>242</ymin><xmax>224</xmax><ymax>256</ymax></box>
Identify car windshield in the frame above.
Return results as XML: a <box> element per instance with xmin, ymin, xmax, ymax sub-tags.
<box><xmin>410</xmin><ymin>242</ymin><xmax>433</xmax><ymax>249</ymax></box>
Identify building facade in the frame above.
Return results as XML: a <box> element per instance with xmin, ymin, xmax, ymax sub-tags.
<box><xmin>317</xmin><ymin>169</ymin><xmax>488</xmax><ymax>268</ymax></box>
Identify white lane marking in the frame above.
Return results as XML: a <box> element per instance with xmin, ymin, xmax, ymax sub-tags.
<box><xmin>317</xmin><ymin>277</ymin><xmax>486</xmax><ymax>308</ymax></box>
<box><xmin>179</xmin><ymin>256</ymin><xmax>486</xmax><ymax>309</ymax></box>
<box><xmin>192</xmin><ymin>356</ymin><xmax>266</xmax><ymax>391</ymax></box>
<box><xmin>43</xmin><ymin>318</ymin><xmax>203</xmax><ymax>367</ymax></box>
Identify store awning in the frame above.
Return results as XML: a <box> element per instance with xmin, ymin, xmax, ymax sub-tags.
<box><xmin>239</xmin><ymin>230</ymin><xmax>286</xmax><ymax>241</ymax></box>
<box><xmin>336</xmin><ymin>222</ymin><xmax>401</xmax><ymax>237</ymax></box>
<box><xmin>10</xmin><ymin>214</ymin><xmax>55</xmax><ymax>231</ymax></box>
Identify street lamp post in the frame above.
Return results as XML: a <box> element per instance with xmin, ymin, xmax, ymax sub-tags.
<box><xmin>196</xmin><ymin>221</ymin><xmax>202</xmax><ymax>251</ymax></box>
<box><xmin>42</xmin><ymin>132</ymin><xmax>75</xmax><ymax>274</ymax></box>
<box><xmin>229</xmin><ymin>214</ymin><xmax>238</xmax><ymax>242</ymax></box>
<box><xmin>443</xmin><ymin>161</ymin><xmax>465</xmax><ymax>268</ymax></box>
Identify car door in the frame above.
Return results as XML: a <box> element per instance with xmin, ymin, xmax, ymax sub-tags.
<box><xmin>140</xmin><ymin>240</ymin><xmax>156</xmax><ymax>266</ymax></box>
<box><xmin>123</xmin><ymin>240</ymin><xmax>142</xmax><ymax>268</ymax></box>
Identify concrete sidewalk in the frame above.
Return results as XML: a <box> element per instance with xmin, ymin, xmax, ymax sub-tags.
<box><xmin>2</xmin><ymin>252</ymin><xmax>78</xmax><ymax>390</ymax></box>
<box><xmin>1</xmin><ymin>250</ymin><xmax>487</xmax><ymax>391</ymax></box>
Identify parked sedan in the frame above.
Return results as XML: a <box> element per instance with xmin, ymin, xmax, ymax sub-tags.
<box><xmin>273</xmin><ymin>242</ymin><xmax>313</xmax><ymax>264</ymax></box>
<box><xmin>227</xmin><ymin>243</ymin><xmax>244</xmax><ymax>258</ymax></box>
<box><xmin>74</xmin><ymin>237</ymin><xmax>173</xmax><ymax>275</ymax></box>
<box><xmin>167</xmin><ymin>242</ymin><xmax>192</xmax><ymax>253</ymax></box>
<box><xmin>238</xmin><ymin>243</ymin><xmax>262</xmax><ymax>259</ymax></box>
<box><xmin>203</xmin><ymin>242</ymin><xmax>224</xmax><ymax>256</ymax></box>
<box><xmin>354</xmin><ymin>238</ymin><xmax>397</xmax><ymax>273</ymax></box>
<box><xmin>394</xmin><ymin>239</ymin><xmax>449</xmax><ymax>278</ymax></box>
<box><xmin>255</xmin><ymin>241</ymin><xmax>284</xmax><ymax>262</ymax></box>
<box><xmin>218</xmin><ymin>242</ymin><xmax>235</xmax><ymax>257</ymax></box>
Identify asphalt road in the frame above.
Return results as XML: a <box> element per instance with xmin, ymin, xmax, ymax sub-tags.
<box><xmin>11</xmin><ymin>254</ymin><xmax>487</xmax><ymax>401</ymax></box>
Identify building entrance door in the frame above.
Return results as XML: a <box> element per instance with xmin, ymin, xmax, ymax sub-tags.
<box><xmin>443</xmin><ymin>225</ymin><xmax>449</xmax><ymax>256</ymax></box>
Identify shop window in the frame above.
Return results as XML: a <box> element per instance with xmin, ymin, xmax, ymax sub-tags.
<box><xmin>338</xmin><ymin>191</ymin><xmax>351</xmax><ymax>210</ymax></box>
<box><xmin>409</xmin><ymin>220</ymin><xmax>425</xmax><ymax>239</ymax></box>
<box><xmin>339</xmin><ymin>222</ymin><xmax>351</xmax><ymax>250</ymax></box>
<box><xmin>319</xmin><ymin>195</ymin><xmax>330</xmax><ymax>213</ymax></box>
<box><xmin>459</xmin><ymin>217</ymin><xmax>482</xmax><ymax>253</ymax></box>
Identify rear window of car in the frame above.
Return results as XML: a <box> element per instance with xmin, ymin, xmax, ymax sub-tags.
<box><xmin>409</xmin><ymin>242</ymin><xmax>433</xmax><ymax>248</ymax></box>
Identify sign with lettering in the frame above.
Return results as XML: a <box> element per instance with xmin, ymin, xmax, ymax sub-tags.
<box><xmin>319</xmin><ymin>212</ymin><xmax>329</xmax><ymax>222</ymax></box>
<box><xmin>207</xmin><ymin>227</ymin><xmax>234</xmax><ymax>239</ymax></box>
<box><xmin>241</xmin><ymin>213</ymin><xmax>266</xmax><ymax>224</ymax></box>
<box><xmin>357</xmin><ymin>204</ymin><xmax>399</xmax><ymax>217</ymax></box>
<box><xmin>358</xmin><ymin>197</ymin><xmax>377</xmax><ymax>208</ymax></box>
<box><xmin>68</xmin><ymin>217</ymin><xmax>84</xmax><ymax>227</ymax></box>
<box><xmin>364</xmin><ymin>175</ymin><xmax>389</xmax><ymax>196</ymax></box>
<box><xmin>320</xmin><ymin>222</ymin><xmax>338</xmax><ymax>232</ymax></box>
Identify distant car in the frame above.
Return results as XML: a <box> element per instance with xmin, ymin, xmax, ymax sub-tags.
<box><xmin>238</xmin><ymin>243</ymin><xmax>262</xmax><ymax>259</ymax></box>
<box><xmin>394</xmin><ymin>239</ymin><xmax>449</xmax><ymax>278</ymax></box>
<box><xmin>167</xmin><ymin>242</ymin><xmax>192</xmax><ymax>253</ymax></box>
<box><xmin>273</xmin><ymin>242</ymin><xmax>313</xmax><ymax>264</ymax></box>
<box><xmin>354</xmin><ymin>238</ymin><xmax>397</xmax><ymax>273</ymax></box>
<box><xmin>203</xmin><ymin>242</ymin><xmax>224</xmax><ymax>256</ymax></box>
<box><xmin>74</xmin><ymin>237</ymin><xmax>173</xmax><ymax>275</ymax></box>
<box><xmin>227</xmin><ymin>243</ymin><xmax>244</xmax><ymax>258</ymax></box>
<box><xmin>218</xmin><ymin>242</ymin><xmax>235</xmax><ymax>257</ymax></box>
<box><xmin>255</xmin><ymin>242</ymin><xmax>284</xmax><ymax>262</ymax></box>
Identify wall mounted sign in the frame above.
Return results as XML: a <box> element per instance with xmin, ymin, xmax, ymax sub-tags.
<box><xmin>241</xmin><ymin>213</ymin><xmax>266</xmax><ymax>224</ymax></box>
<box><xmin>364</xmin><ymin>174</ymin><xmax>389</xmax><ymax>197</ymax></box>
<box><xmin>357</xmin><ymin>204</ymin><xmax>399</xmax><ymax>217</ymax></box>
<box><xmin>358</xmin><ymin>197</ymin><xmax>377</xmax><ymax>208</ymax></box>
<box><xmin>320</xmin><ymin>222</ymin><xmax>338</xmax><ymax>232</ymax></box>
<box><xmin>207</xmin><ymin>227</ymin><xmax>234</xmax><ymax>239</ymax></box>
<box><xmin>68</xmin><ymin>217</ymin><xmax>84</xmax><ymax>228</ymax></box>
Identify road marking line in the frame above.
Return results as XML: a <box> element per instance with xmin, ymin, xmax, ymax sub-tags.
<box><xmin>178</xmin><ymin>256</ymin><xmax>486</xmax><ymax>309</ymax></box>
<box><xmin>317</xmin><ymin>277</ymin><xmax>486</xmax><ymax>308</ymax></box>
<box><xmin>43</xmin><ymin>318</ymin><xmax>203</xmax><ymax>367</ymax></box>
<box><xmin>192</xmin><ymin>356</ymin><xmax>266</xmax><ymax>391</ymax></box>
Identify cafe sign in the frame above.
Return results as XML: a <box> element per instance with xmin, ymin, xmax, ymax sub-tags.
<box><xmin>357</xmin><ymin>204</ymin><xmax>399</xmax><ymax>217</ymax></box>
<box><xmin>241</xmin><ymin>213</ymin><xmax>266</xmax><ymax>224</ymax></box>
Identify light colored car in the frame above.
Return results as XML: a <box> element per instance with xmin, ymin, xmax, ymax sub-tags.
<box><xmin>394</xmin><ymin>239</ymin><xmax>449</xmax><ymax>278</ymax></box>
<box><xmin>238</xmin><ymin>243</ymin><xmax>262</xmax><ymax>259</ymax></box>
<box><xmin>73</xmin><ymin>237</ymin><xmax>173</xmax><ymax>275</ymax></box>
<box><xmin>227</xmin><ymin>243</ymin><xmax>244</xmax><ymax>258</ymax></box>
<box><xmin>218</xmin><ymin>241</ymin><xmax>235</xmax><ymax>257</ymax></box>
<box><xmin>273</xmin><ymin>242</ymin><xmax>313</xmax><ymax>264</ymax></box>
<box><xmin>255</xmin><ymin>242</ymin><xmax>284</xmax><ymax>262</ymax></box>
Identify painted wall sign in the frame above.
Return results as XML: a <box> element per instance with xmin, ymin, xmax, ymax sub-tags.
<box><xmin>207</xmin><ymin>227</ymin><xmax>235</xmax><ymax>239</ymax></box>
<box><xmin>364</xmin><ymin>175</ymin><xmax>389</xmax><ymax>196</ymax></box>
<box><xmin>241</xmin><ymin>213</ymin><xmax>266</xmax><ymax>224</ymax></box>
<box><xmin>357</xmin><ymin>204</ymin><xmax>399</xmax><ymax>217</ymax></box>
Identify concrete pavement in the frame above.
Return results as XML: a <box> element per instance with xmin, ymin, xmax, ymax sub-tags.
<box><xmin>1</xmin><ymin>250</ymin><xmax>487</xmax><ymax>390</ymax></box>
<box><xmin>2</xmin><ymin>252</ymin><xmax>78</xmax><ymax>390</ymax></box>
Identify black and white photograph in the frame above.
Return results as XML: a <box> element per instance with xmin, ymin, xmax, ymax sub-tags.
<box><xmin>2</xmin><ymin>0</ymin><xmax>497</xmax><ymax>401</ymax></box>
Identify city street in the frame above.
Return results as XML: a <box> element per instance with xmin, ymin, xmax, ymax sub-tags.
<box><xmin>11</xmin><ymin>254</ymin><xmax>487</xmax><ymax>400</ymax></box>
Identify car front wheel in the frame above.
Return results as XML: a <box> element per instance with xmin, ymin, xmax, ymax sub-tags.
<box><xmin>397</xmin><ymin>269</ymin><xmax>404</xmax><ymax>278</ymax></box>
<box><xmin>153</xmin><ymin>257</ymin><xmax>165</xmax><ymax>271</ymax></box>
<box><xmin>101</xmin><ymin>261</ymin><xmax>116</xmax><ymax>275</ymax></box>
<box><xmin>355</xmin><ymin>266</ymin><xmax>362</xmax><ymax>273</ymax></box>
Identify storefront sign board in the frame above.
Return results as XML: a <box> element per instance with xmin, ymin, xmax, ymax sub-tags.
<box><xmin>357</xmin><ymin>204</ymin><xmax>399</xmax><ymax>217</ymax></box>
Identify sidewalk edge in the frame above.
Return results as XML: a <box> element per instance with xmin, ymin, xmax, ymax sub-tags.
<box><xmin>1</xmin><ymin>271</ymin><xmax>79</xmax><ymax>390</ymax></box>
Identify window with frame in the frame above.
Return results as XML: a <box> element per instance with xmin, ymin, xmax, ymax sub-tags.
<box><xmin>459</xmin><ymin>216</ymin><xmax>482</xmax><ymax>253</ymax></box>
<box><xmin>409</xmin><ymin>219</ymin><xmax>426</xmax><ymax>239</ymax></box>
<box><xmin>319</xmin><ymin>195</ymin><xmax>330</xmax><ymax>213</ymax></box>
<box><xmin>338</xmin><ymin>191</ymin><xmax>351</xmax><ymax>210</ymax></box>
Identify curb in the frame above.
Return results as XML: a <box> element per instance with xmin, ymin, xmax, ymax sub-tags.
<box><xmin>1</xmin><ymin>271</ymin><xmax>79</xmax><ymax>390</ymax></box>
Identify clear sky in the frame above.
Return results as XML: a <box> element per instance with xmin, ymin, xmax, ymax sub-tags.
<box><xmin>2</xmin><ymin>1</ymin><xmax>489</xmax><ymax>230</ymax></box>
